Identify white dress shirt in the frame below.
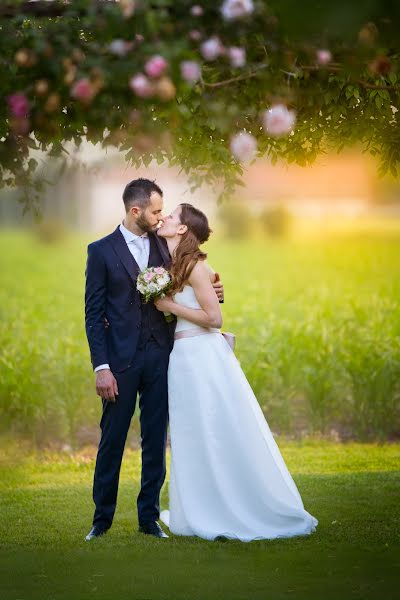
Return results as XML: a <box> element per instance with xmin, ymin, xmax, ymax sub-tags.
<box><xmin>94</xmin><ymin>222</ymin><xmax>150</xmax><ymax>373</ymax></box>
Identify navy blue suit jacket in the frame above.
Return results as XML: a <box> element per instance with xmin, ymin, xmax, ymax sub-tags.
<box><xmin>85</xmin><ymin>226</ymin><xmax>176</xmax><ymax>373</ymax></box>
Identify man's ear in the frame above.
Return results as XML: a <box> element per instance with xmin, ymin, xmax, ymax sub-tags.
<box><xmin>129</xmin><ymin>206</ymin><xmax>141</xmax><ymax>218</ymax></box>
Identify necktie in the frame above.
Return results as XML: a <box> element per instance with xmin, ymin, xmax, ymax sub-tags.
<box><xmin>133</xmin><ymin>236</ymin><xmax>147</xmax><ymax>271</ymax></box>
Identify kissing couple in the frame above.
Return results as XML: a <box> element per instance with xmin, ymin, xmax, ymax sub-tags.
<box><xmin>84</xmin><ymin>178</ymin><xmax>318</xmax><ymax>542</ymax></box>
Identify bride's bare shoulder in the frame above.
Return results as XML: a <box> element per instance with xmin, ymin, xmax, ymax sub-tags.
<box><xmin>202</xmin><ymin>260</ymin><xmax>215</xmax><ymax>283</ymax></box>
<box><xmin>191</xmin><ymin>259</ymin><xmax>216</xmax><ymax>283</ymax></box>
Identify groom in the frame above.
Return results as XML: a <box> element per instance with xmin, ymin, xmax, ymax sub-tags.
<box><xmin>84</xmin><ymin>178</ymin><xmax>223</xmax><ymax>540</ymax></box>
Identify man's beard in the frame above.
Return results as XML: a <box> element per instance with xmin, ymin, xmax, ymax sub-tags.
<box><xmin>136</xmin><ymin>212</ymin><xmax>158</xmax><ymax>233</ymax></box>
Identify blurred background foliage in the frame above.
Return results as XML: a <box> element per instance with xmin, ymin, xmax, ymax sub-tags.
<box><xmin>1</xmin><ymin>221</ymin><xmax>399</xmax><ymax>447</ymax></box>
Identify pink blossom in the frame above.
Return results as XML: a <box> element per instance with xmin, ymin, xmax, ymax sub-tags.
<box><xmin>181</xmin><ymin>60</ymin><xmax>202</xmax><ymax>84</ymax></box>
<box><xmin>109</xmin><ymin>39</ymin><xmax>129</xmax><ymax>57</ymax></box>
<box><xmin>7</xmin><ymin>93</ymin><xmax>29</xmax><ymax>118</ymax></box>
<box><xmin>221</xmin><ymin>0</ymin><xmax>254</xmax><ymax>21</ymax></box>
<box><xmin>120</xmin><ymin>0</ymin><xmax>135</xmax><ymax>18</ymax></box>
<box><xmin>189</xmin><ymin>30</ymin><xmax>202</xmax><ymax>41</ymax></box>
<box><xmin>129</xmin><ymin>73</ymin><xmax>154</xmax><ymax>98</ymax></box>
<box><xmin>200</xmin><ymin>37</ymin><xmax>223</xmax><ymax>61</ymax></box>
<box><xmin>144</xmin><ymin>272</ymin><xmax>155</xmax><ymax>282</ymax></box>
<box><xmin>230</xmin><ymin>132</ymin><xmax>257</xmax><ymax>162</ymax></box>
<box><xmin>155</xmin><ymin>267</ymin><xmax>165</xmax><ymax>275</ymax></box>
<box><xmin>228</xmin><ymin>46</ymin><xmax>246</xmax><ymax>68</ymax></box>
<box><xmin>316</xmin><ymin>49</ymin><xmax>332</xmax><ymax>65</ymax></box>
<box><xmin>71</xmin><ymin>78</ymin><xmax>96</xmax><ymax>103</ymax></box>
<box><xmin>190</xmin><ymin>5</ymin><xmax>204</xmax><ymax>16</ymax></box>
<box><xmin>262</xmin><ymin>104</ymin><xmax>296</xmax><ymax>137</ymax></box>
<box><xmin>144</xmin><ymin>55</ymin><xmax>168</xmax><ymax>78</ymax></box>
<box><xmin>10</xmin><ymin>117</ymin><xmax>30</xmax><ymax>136</ymax></box>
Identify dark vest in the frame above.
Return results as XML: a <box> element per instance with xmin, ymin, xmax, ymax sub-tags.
<box><xmin>137</xmin><ymin>233</ymin><xmax>172</xmax><ymax>347</ymax></box>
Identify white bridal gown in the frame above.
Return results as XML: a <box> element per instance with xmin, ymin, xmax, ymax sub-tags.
<box><xmin>160</xmin><ymin>285</ymin><xmax>318</xmax><ymax>542</ymax></box>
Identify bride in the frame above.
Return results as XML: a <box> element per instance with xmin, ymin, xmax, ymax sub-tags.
<box><xmin>154</xmin><ymin>203</ymin><xmax>318</xmax><ymax>542</ymax></box>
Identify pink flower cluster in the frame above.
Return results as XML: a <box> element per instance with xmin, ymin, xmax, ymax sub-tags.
<box><xmin>221</xmin><ymin>0</ymin><xmax>254</xmax><ymax>21</ymax></box>
<box><xmin>189</xmin><ymin>30</ymin><xmax>202</xmax><ymax>41</ymax></box>
<box><xmin>230</xmin><ymin>104</ymin><xmax>297</xmax><ymax>163</ymax></box>
<box><xmin>316</xmin><ymin>49</ymin><xmax>332</xmax><ymax>65</ymax></box>
<box><xmin>190</xmin><ymin>5</ymin><xmax>204</xmax><ymax>17</ymax></box>
<box><xmin>129</xmin><ymin>73</ymin><xmax>154</xmax><ymax>98</ymax></box>
<box><xmin>181</xmin><ymin>60</ymin><xmax>202</xmax><ymax>84</ymax></box>
<box><xmin>262</xmin><ymin>104</ymin><xmax>296</xmax><ymax>137</ymax></box>
<box><xmin>198</xmin><ymin>38</ymin><xmax>246</xmax><ymax>67</ymax></box>
<box><xmin>71</xmin><ymin>78</ymin><xmax>97</xmax><ymax>104</ymax></box>
<box><xmin>7</xmin><ymin>93</ymin><xmax>29</xmax><ymax>118</ymax></box>
<box><xmin>119</xmin><ymin>0</ymin><xmax>135</xmax><ymax>18</ymax></box>
<box><xmin>108</xmin><ymin>39</ymin><xmax>133</xmax><ymax>57</ymax></box>
<box><xmin>144</xmin><ymin>271</ymin><xmax>156</xmax><ymax>282</ymax></box>
<box><xmin>228</xmin><ymin>47</ymin><xmax>246</xmax><ymax>68</ymax></box>
<box><xmin>145</xmin><ymin>55</ymin><xmax>168</xmax><ymax>78</ymax></box>
<box><xmin>230</xmin><ymin>132</ymin><xmax>257</xmax><ymax>162</ymax></box>
<box><xmin>7</xmin><ymin>93</ymin><xmax>31</xmax><ymax>135</ymax></box>
<box><xmin>200</xmin><ymin>37</ymin><xmax>224</xmax><ymax>61</ymax></box>
<box><xmin>130</xmin><ymin>55</ymin><xmax>175</xmax><ymax>100</ymax></box>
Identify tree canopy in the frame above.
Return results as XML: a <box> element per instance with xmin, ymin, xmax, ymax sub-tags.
<box><xmin>1</xmin><ymin>0</ymin><xmax>400</xmax><ymax>208</ymax></box>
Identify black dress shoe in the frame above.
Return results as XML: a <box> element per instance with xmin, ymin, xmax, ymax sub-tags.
<box><xmin>85</xmin><ymin>525</ymin><xmax>109</xmax><ymax>541</ymax></box>
<box><xmin>138</xmin><ymin>521</ymin><xmax>169</xmax><ymax>538</ymax></box>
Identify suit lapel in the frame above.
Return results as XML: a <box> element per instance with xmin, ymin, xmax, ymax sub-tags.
<box><xmin>149</xmin><ymin>231</ymin><xmax>171</xmax><ymax>267</ymax></box>
<box><xmin>109</xmin><ymin>226</ymin><xmax>140</xmax><ymax>282</ymax></box>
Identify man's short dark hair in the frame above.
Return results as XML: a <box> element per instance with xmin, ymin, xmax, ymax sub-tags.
<box><xmin>122</xmin><ymin>178</ymin><xmax>163</xmax><ymax>211</ymax></box>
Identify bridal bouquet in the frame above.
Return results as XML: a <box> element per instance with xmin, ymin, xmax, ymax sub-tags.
<box><xmin>136</xmin><ymin>266</ymin><xmax>174</xmax><ymax>322</ymax></box>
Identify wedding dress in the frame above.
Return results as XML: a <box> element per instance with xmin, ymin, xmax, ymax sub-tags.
<box><xmin>160</xmin><ymin>285</ymin><xmax>318</xmax><ymax>542</ymax></box>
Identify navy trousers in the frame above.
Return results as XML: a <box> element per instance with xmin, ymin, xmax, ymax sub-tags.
<box><xmin>92</xmin><ymin>335</ymin><xmax>170</xmax><ymax>528</ymax></box>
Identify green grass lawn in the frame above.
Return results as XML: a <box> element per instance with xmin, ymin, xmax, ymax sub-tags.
<box><xmin>0</xmin><ymin>441</ymin><xmax>399</xmax><ymax>600</ymax></box>
<box><xmin>0</xmin><ymin>227</ymin><xmax>399</xmax><ymax>442</ymax></box>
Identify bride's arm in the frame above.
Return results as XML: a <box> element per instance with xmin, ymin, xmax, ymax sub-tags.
<box><xmin>154</xmin><ymin>261</ymin><xmax>223</xmax><ymax>328</ymax></box>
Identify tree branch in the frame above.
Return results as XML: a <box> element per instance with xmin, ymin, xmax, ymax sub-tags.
<box><xmin>300</xmin><ymin>65</ymin><xmax>400</xmax><ymax>91</ymax></box>
<box><xmin>202</xmin><ymin>64</ymin><xmax>268</xmax><ymax>88</ymax></box>
<box><xmin>202</xmin><ymin>62</ymin><xmax>400</xmax><ymax>91</ymax></box>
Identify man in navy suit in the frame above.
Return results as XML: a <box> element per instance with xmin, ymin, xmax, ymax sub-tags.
<box><xmin>84</xmin><ymin>178</ymin><xmax>223</xmax><ymax>540</ymax></box>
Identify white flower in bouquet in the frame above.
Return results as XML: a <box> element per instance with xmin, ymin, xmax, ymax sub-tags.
<box><xmin>136</xmin><ymin>266</ymin><xmax>174</xmax><ymax>322</ymax></box>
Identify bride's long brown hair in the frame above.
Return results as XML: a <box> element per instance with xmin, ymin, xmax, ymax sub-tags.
<box><xmin>169</xmin><ymin>203</ymin><xmax>212</xmax><ymax>295</ymax></box>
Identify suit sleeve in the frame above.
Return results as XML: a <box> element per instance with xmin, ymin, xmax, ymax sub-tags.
<box><xmin>85</xmin><ymin>242</ymin><xmax>109</xmax><ymax>370</ymax></box>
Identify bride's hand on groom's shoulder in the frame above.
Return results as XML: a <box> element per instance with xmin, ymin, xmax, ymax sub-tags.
<box><xmin>212</xmin><ymin>272</ymin><xmax>224</xmax><ymax>303</ymax></box>
<box><xmin>154</xmin><ymin>296</ymin><xmax>175</xmax><ymax>313</ymax></box>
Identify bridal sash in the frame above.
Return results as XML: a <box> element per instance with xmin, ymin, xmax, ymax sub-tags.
<box><xmin>174</xmin><ymin>327</ymin><xmax>236</xmax><ymax>351</ymax></box>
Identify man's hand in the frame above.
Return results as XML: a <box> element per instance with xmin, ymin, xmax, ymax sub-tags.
<box><xmin>96</xmin><ymin>369</ymin><xmax>119</xmax><ymax>402</ymax></box>
<box><xmin>213</xmin><ymin>272</ymin><xmax>224</xmax><ymax>303</ymax></box>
